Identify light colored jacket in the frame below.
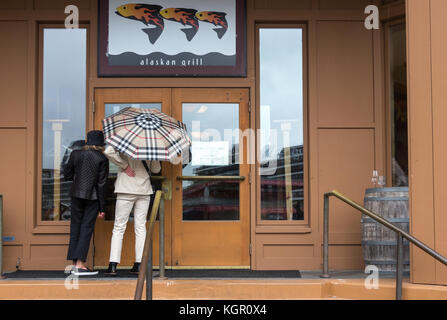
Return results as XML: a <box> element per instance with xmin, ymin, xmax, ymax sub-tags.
<box><xmin>104</xmin><ymin>145</ymin><xmax>161</xmax><ymax>196</ymax></box>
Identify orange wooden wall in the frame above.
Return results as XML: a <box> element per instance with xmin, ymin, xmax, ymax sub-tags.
<box><xmin>0</xmin><ymin>0</ymin><xmax>396</xmax><ymax>273</ymax></box>
<box><xmin>407</xmin><ymin>0</ymin><xmax>447</xmax><ymax>285</ymax></box>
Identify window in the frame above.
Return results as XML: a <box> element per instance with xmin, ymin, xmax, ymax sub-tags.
<box><xmin>388</xmin><ymin>23</ymin><xmax>408</xmax><ymax>187</ymax></box>
<box><xmin>41</xmin><ymin>28</ymin><xmax>87</xmax><ymax>221</ymax></box>
<box><xmin>258</xmin><ymin>26</ymin><xmax>306</xmax><ymax>221</ymax></box>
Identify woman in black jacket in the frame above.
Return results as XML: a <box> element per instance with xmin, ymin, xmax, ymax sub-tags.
<box><xmin>63</xmin><ymin>130</ymin><xmax>109</xmax><ymax>276</ymax></box>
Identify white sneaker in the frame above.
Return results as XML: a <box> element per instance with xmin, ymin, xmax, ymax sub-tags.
<box><xmin>72</xmin><ymin>268</ymin><xmax>99</xmax><ymax>276</ymax></box>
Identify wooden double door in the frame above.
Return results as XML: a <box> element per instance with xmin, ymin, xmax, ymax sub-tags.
<box><xmin>93</xmin><ymin>88</ymin><xmax>250</xmax><ymax>269</ymax></box>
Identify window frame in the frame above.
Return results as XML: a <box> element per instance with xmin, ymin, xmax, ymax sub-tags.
<box><xmin>383</xmin><ymin>18</ymin><xmax>407</xmax><ymax>188</ymax></box>
<box><xmin>35</xmin><ymin>23</ymin><xmax>90</xmax><ymax>230</ymax></box>
<box><xmin>255</xmin><ymin>23</ymin><xmax>309</xmax><ymax>227</ymax></box>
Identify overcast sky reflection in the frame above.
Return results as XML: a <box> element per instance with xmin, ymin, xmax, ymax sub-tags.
<box><xmin>42</xmin><ymin>28</ymin><xmax>87</xmax><ymax>169</ymax></box>
<box><xmin>260</xmin><ymin>28</ymin><xmax>304</xmax><ymax>160</ymax></box>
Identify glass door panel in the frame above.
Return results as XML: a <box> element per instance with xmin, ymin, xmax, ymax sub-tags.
<box><xmin>182</xmin><ymin>103</ymin><xmax>240</xmax><ymax>221</ymax></box>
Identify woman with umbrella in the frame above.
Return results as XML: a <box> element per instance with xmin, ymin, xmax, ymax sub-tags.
<box><xmin>104</xmin><ymin>144</ymin><xmax>161</xmax><ymax>275</ymax></box>
<box><xmin>102</xmin><ymin>107</ymin><xmax>191</xmax><ymax>275</ymax></box>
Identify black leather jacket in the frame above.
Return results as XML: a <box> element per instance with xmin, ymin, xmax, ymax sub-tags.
<box><xmin>63</xmin><ymin>149</ymin><xmax>109</xmax><ymax>212</ymax></box>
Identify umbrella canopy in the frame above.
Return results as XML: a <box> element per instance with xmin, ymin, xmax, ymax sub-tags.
<box><xmin>102</xmin><ymin>107</ymin><xmax>191</xmax><ymax>162</ymax></box>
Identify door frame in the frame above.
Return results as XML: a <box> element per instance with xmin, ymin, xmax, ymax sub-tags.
<box><xmin>92</xmin><ymin>87</ymin><xmax>252</xmax><ymax>269</ymax></box>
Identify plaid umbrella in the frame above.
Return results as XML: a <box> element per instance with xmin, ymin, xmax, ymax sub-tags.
<box><xmin>102</xmin><ymin>107</ymin><xmax>191</xmax><ymax>162</ymax></box>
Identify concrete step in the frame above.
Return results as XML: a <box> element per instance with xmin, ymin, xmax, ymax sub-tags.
<box><xmin>1</xmin><ymin>278</ymin><xmax>447</xmax><ymax>300</ymax></box>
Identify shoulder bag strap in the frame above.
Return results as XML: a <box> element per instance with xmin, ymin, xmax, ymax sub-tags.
<box><xmin>142</xmin><ymin>160</ymin><xmax>150</xmax><ymax>175</ymax></box>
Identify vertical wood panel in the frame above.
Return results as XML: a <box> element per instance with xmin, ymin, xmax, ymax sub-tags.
<box><xmin>308</xmin><ymin>17</ymin><xmax>320</xmax><ymax>261</ymax></box>
<box><xmin>25</xmin><ymin>20</ymin><xmax>37</xmax><ymax>236</ymax></box>
<box><xmin>316</xmin><ymin>21</ymin><xmax>375</xmax><ymax>124</ymax></box>
<box><xmin>318</xmin><ymin>129</ymin><xmax>375</xmax><ymax>234</ymax></box>
<box><xmin>430</xmin><ymin>0</ymin><xmax>447</xmax><ymax>285</ymax></box>
<box><xmin>406</xmin><ymin>0</ymin><xmax>437</xmax><ymax>284</ymax></box>
<box><xmin>3</xmin><ymin>246</ymin><xmax>23</xmax><ymax>272</ymax></box>
<box><xmin>0</xmin><ymin>130</ymin><xmax>27</xmax><ymax>243</ymax></box>
<box><xmin>0</xmin><ymin>0</ymin><xmax>27</xmax><ymax>9</ymax></box>
<box><xmin>0</xmin><ymin>22</ymin><xmax>28</xmax><ymax>124</ymax></box>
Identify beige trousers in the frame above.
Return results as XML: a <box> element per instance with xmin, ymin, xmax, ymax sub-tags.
<box><xmin>109</xmin><ymin>194</ymin><xmax>151</xmax><ymax>264</ymax></box>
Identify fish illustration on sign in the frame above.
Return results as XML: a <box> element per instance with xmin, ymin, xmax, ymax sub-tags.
<box><xmin>159</xmin><ymin>8</ymin><xmax>199</xmax><ymax>41</ymax></box>
<box><xmin>115</xmin><ymin>3</ymin><xmax>164</xmax><ymax>44</ymax></box>
<box><xmin>195</xmin><ymin>11</ymin><xmax>228</xmax><ymax>39</ymax></box>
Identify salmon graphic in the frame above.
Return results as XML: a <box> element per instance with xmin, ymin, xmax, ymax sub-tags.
<box><xmin>159</xmin><ymin>8</ymin><xmax>199</xmax><ymax>41</ymax></box>
<box><xmin>195</xmin><ymin>11</ymin><xmax>228</xmax><ymax>39</ymax></box>
<box><xmin>116</xmin><ymin>4</ymin><xmax>164</xmax><ymax>44</ymax></box>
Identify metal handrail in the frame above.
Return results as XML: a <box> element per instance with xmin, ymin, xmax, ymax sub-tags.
<box><xmin>150</xmin><ymin>176</ymin><xmax>168</xmax><ymax>279</ymax></box>
<box><xmin>134</xmin><ymin>190</ymin><xmax>163</xmax><ymax>300</ymax></box>
<box><xmin>321</xmin><ymin>190</ymin><xmax>447</xmax><ymax>300</ymax></box>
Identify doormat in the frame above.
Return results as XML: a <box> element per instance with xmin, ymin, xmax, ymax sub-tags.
<box><xmin>163</xmin><ymin>269</ymin><xmax>301</xmax><ymax>278</ymax></box>
<box><xmin>3</xmin><ymin>269</ymin><xmax>301</xmax><ymax>280</ymax></box>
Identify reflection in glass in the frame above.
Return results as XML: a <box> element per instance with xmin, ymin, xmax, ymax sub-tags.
<box><xmin>182</xmin><ymin>103</ymin><xmax>240</xmax><ymax>221</ymax></box>
<box><xmin>41</xmin><ymin>29</ymin><xmax>87</xmax><ymax>221</ymax></box>
<box><xmin>103</xmin><ymin>103</ymin><xmax>162</xmax><ymax>221</ymax></box>
<box><xmin>259</xmin><ymin>28</ymin><xmax>304</xmax><ymax>221</ymax></box>
<box><xmin>389</xmin><ymin>24</ymin><xmax>408</xmax><ymax>187</ymax></box>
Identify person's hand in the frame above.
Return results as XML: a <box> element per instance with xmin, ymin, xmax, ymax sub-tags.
<box><xmin>124</xmin><ymin>166</ymin><xmax>136</xmax><ymax>177</ymax></box>
<box><xmin>98</xmin><ymin>212</ymin><xmax>105</xmax><ymax>219</ymax></box>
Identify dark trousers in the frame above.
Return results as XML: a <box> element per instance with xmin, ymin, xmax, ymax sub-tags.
<box><xmin>67</xmin><ymin>197</ymin><xmax>99</xmax><ymax>262</ymax></box>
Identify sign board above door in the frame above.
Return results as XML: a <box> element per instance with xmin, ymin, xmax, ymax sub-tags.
<box><xmin>98</xmin><ymin>0</ymin><xmax>246</xmax><ymax>77</ymax></box>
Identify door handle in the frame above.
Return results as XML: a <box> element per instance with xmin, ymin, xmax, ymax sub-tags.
<box><xmin>150</xmin><ymin>176</ymin><xmax>167</xmax><ymax>181</ymax></box>
<box><xmin>176</xmin><ymin>176</ymin><xmax>245</xmax><ymax>181</ymax></box>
